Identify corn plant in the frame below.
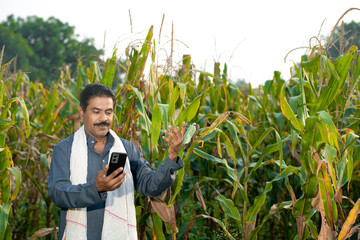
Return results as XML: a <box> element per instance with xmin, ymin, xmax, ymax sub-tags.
<box><xmin>0</xmin><ymin>47</ymin><xmax>29</xmax><ymax>239</ymax></box>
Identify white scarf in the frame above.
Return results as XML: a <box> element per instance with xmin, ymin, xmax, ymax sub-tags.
<box><xmin>63</xmin><ymin>126</ymin><xmax>137</xmax><ymax>239</ymax></box>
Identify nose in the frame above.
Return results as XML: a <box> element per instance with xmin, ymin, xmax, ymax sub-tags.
<box><xmin>99</xmin><ymin>111</ymin><xmax>108</xmax><ymax>121</ymax></box>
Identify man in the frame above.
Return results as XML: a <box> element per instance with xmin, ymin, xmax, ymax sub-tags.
<box><xmin>48</xmin><ymin>84</ymin><xmax>185</xmax><ymax>239</ymax></box>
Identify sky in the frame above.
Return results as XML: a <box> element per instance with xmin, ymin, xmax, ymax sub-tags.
<box><xmin>1</xmin><ymin>0</ymin><xmax>360</xmax><ymax>87</ymax></box>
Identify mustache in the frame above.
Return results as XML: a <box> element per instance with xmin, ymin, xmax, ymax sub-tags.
<box><xmin>94</xmin><ymin>121</ymin><xmax>110</xmax><ymax>126</ymax></box>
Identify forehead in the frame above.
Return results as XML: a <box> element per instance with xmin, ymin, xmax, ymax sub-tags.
<box><xmin>86</xmin><ymin>97</ymin><xmax>114</xmax><ymax>110</ymax></box>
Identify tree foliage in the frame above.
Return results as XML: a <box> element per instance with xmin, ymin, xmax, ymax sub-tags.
<box><xmin>0</xmin><ymin>15</ymin><xmax>102</xmax><ymax>85</ymax></box>
<box><xmin>326</xmin><ymin>20</ymin><xmax>360</xmax><ymax>59</ymax></box>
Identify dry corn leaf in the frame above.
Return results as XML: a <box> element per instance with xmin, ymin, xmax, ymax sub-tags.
<box><xmin>338</xmin><ymin>199</ymin><xmax>360</xmax><ymax>240</ymax></box>
<box><xmin>150</xmin><ymin>194</ymin><xmax>171</xmax><ymax>223</ymax></box>
<box><xmin>28</xmin><ymin>227</ymin><xmax>58</xmax><ymax>240</ymax></box>
<box><xmin>195</xmin><ymin>182</ymin><xmax>207</xmax><ymax>213</ymax></box>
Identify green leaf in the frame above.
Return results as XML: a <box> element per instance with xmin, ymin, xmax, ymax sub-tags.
<box><xmin>200</xmin><ymin>215</ymin><xmax>236</xmax><ymax>240</ymax></box>
<box><xmin>168</xmin><ymin>85</ymin><xmax>179</xmax><ymax>124</ymax></box>
<box><xmin>182</xmin><ymin>124</ymin><xmax>196</xmax><ymax>145</ymax></box>
<box><xmin>158</xmin><ymin>104</ymin><xmax>169</xmax><ymax>130</ymax></box>
<box><xmin>245</xmin><ymin>184</ymin><xmax>269</xmax><ymax>223</ymax></box>
<box><xmin>58</xmin><ymin>83</ymin><xmax>80</xmax><ymax>107</ymax></box>
<box><xmin>101</xmin><ymin>49</ymin><xmax>117</xmax><ymax>87</ymax></box>
<box><xmin>24</xmin><ymin>170</ymin><xmax>50</xmax><ymax>204</ymax></box>
<box><xmin>248</xmin><ymin>201</ymin><xmax>291</xmax><ymax>240</ymax></box>
<box><xmin>0</xmin><ymin>202</ymin><xmax>11</xmax><ymax>240</ymax></box>
<box><xmin>215</xmin><ymin>193</ymin><xmax>241</xmax><ymax>227</ymax></box>
<box><xmin>220</xmin><ymin>132</ymin><xmax>237</xmax><ymax>166</ymax></box>
<box><xmin>151</xmin><ymin>103</ymin><xmax>161</xmax><ymax>149</ymax></box>
<box><xmin>14</xmin><ymin>97</ymin><xmax>30</xmax><ymax>138</ymax></box>
<box><xmin>318</xmin><ymin>111</ymin><xmax>340</xmax><ymax>151</ymax></box>
<box><xmin>43</xmin><ymin>85</ymin><xmax>58</xmax><ymax>134</ymax></box>
<box><xmin>313</xmin><ymin>47</ymin><xmax>356</xmax><ymax>113</ymax></box>
<box><xmin>152</xmin><ymin>213</ymin><xmax>165</xmax><ymax>240</ymax></box>
<box><xmin>249</xmin><ymin>95</ymin><xmax>263</xmax><ymax>110</ymax></box>
<box><xmin>280</xmin><ymin>91</ymin><xmax>304</xmax><ymax>132</ymax></box>
<box><xmin>193</xmin><ymin>148</ymin><xmax>248</xmax><ymax>202</ymax></box>
<box><xmin>7</xmin><ymin>166</ymin><xmax>21</xmax><ymax>201</ymax></box>
<box><xmin>176</xmin><ymin>87</ymin><xmax>210</xmax><ymax>127</ymax></box>
<box><xmin>91</xmin><ymin>61</ymin><xmax>103</xmax><ymax>83</ymax></box>
<box><xmin>169</xmin><ymin>168</ymin><xmax>185</xmax><ymax>206</ymax></box>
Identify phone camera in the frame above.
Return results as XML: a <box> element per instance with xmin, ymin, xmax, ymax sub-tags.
<box><xmin>111</xmin><ymin>154</ymin><xmax>119</xmax><ymax>163</ymax></box>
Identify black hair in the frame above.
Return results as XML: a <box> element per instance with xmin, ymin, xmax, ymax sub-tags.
<box><xmin>80</xmin><ymin>84</ymin><xmax>116</xmax><ymax>111</ymax></box>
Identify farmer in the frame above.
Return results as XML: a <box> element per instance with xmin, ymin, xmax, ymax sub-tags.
<box><xmin>48</xmin><ymin>83</ymin><xmax>185</xmax><ymax>239</ymax></box>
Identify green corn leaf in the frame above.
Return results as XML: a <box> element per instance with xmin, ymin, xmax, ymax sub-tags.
<box><xmin>325</xmin><ymin>144</ymin><xmax>338</xmax><ymax>190</ymax></box>
<box><xmin>249</xmin><ymin>95</ymin><xmax>263</xmax><ymax>110</ymax></box>
<box><xmin>182</xmin><ymin>123</ymin><xmax>196</xmax><ymax>145</ymax></box>
<box><xmin>313</xmin><ymin>46</ymin><xmax>356</xmax><ymax>113</ymax></box>
<box><xmin>200</xmin><ymin>215</ymin><xmax>236</xmax><ymax>240</ymax></box>
<box><xmin>58</xmin><ymin>83</ymin><xmax>80</xmax><ymax>108</ymax></box>
<box><xmin>215</xmin><ymin>193</ymin><xmax>241</xmax><ymax>227</ymax></box>
<box><xmin>318</xmin><ymin>170</ymin><xmax>337</xmax><ymax>228</ymax></box>
<box><xmin>101</xmin><ymin>49</ymin><xmax>117</xmax><ymax>87</ymax></box>
<box><xmin>158</xmin><ymin>104</ymin><xmax>169</xmax><ymax>130</ymax></box>
<box><xmin>248</xmin><ymin>201</ymin><xmax>291</xmax><ymax>240</ymax></box>
<box><xmin>306</xmin><ymin>219</ymin><xmax>319</xmax><ymax>239</ymax></box>
<box><xmin>178</xmin><ymin>83</ymin><xmax>186</xmax><ymax>103</ymax></box>
<box><xmin>168</xmin><ymin>85</ymin><xmax>180</xmax><ymax>124</ymax></box>
<box><xmin>43</xmin><ymin>86</ymin><xmax>58</xmax><ymax>134</ymax></box>
<box><xmin>151</xmin><ymin>103</ymin><xmax>161</xmax><ymax>149</ymax></box>
<box><xmin>292</xmin><ymin>175</ymin><xmax>317</xmax><ymax>219</ymax></box>
<box><xmin>247</xmin><ymin>127</ymin><xmax>278</xmax><ymax>157</ymax></box>
<box><xmin>246</xmin><ymin>166</ymin><xmax>299</xmax><ymax>223</ymax></box>
<box><xmin>169</xmin><ymin>168</ymin><xmax>185</xmax><ymax>206</ymax></box>
<box><xmin>226</xmin><ymin>120</ymin><xmax>247</xmax><ymax>165</ymax></box>
<box><xmin>193</xmin><ymin>148</ymin><xmax>248</xmax><ymax>202</ymax></box>
<box><xmin>280</xmin><ymin>91</ymin><xmax>304</xmax><ymax>132</ymax></box>
<box><xmin>128</xmin><ymin>85</ymin><xmax>151</xmax><ymax>134</ymax></box>
<box><xmin>176</xmin><ymin>87</ymin><xmax>210</xmax><ymax>127</ymax></box>
<box><xmin>0</xmin><ymin>202</ymin><xmax>11</xmax><ymax>240</ymax></box>
<box><xmin>221</xmin><ymin>132</ymin><xmax>237</xmax><ymax>166</ymax></box>
<box><xmin>318</xmin><ymin>111</ymin><xmax>340</xmax><ymax>151</ymax></box>
<box><xmin>14</xmin><ymin>97</ymin><xmax>30</xmax><ymax>138</ymax></box>
<box><xmin>245</xmin><ymin>183</ymin><xmax>271</xmax><ymax>223</ymax></box>
<box><xmin>152</xmin><ymin>213</ymin><xmax>165</xmax><ymax>240</ymax></box>
<box><xmin>91</xmin><ymin>61</ymin><xmax>103</xmax><ymax>83</ymax></box>
<box><xmin>24</xmin><ymin>170</ymin><xmax>50</xmax><ymax>204</ymax></box>
<box><xmin>7</xmin><ymin>166</ymin><xmax>21</xmax><ymax>201</ymax></box>
<box><xmin>342</xmin><ymin>132</ymin><xmax>358</xmax><ymax>186</ymax></box>
<box><xmin>126</xmin><ymin>26</ymin><xmax>153</xmax><ymax>86</ymax></box>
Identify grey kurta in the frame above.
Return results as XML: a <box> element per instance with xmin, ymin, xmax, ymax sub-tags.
<box><xmin>48</xmin><ymin>131</ymin><xmax>184</xmax><ymax>239</ymax></box>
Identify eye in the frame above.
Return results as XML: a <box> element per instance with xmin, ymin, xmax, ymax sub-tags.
<box><xmin>105</xmin><ymin>110</ymin><xmax>113</xmax><ymax>115</ymax></box>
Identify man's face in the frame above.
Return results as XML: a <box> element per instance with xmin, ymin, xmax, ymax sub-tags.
<box><xmin>80</xmin><ymin>97</ymin><xmax>114</xmax><ymax>140</ymax></box>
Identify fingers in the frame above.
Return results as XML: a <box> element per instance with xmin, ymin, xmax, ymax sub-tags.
<box><xmin>107</xmin><ymin>171</ymin><xmax>125</xmax><ymax>189</ymax></box>
<box><xmin>95</xmin><ymin>167</ymin><xmax>126</xmax><ymax>192</ymax></box>
<box><xmin>181</xmin><ymin>121</ymin><xmax>186</xmax><ymax>136</ymax></box>
<box><xmin>164</xmin><ymin>122</ymin><xmax>186</xmax><ymax>142</ymax></box>
<box><xmin>99</xmin><ymin>165</ymin><xmax>109</xmax><ymax>175</ymax></box>
<box><xmin>108</xmin><ymin>167</ymin><xmax>124</xmax><ymax>179</ymax></box>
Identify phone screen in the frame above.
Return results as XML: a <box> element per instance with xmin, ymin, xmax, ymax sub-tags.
<box><xmin>106</xmin><ymin>152</ymin><xmax>127</xmax><ymax>178</ymax></box>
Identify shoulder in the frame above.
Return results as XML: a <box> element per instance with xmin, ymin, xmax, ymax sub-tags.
<box><xmin>120</xmin><ymin>138</ymin><xmax>136</xmax><ymax>151</ymax></box>
<box><xmin>53</xmin><ymin>134</ymin><xmax>74</xmax><ymax>153</ymax></box>
<box><xmin>119</xmin><ymin>138</ymin><xmax>141</xmax><ymax>158</ymax></box>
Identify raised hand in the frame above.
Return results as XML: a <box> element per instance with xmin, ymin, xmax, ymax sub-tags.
<box><xmin>162</xmin><ymin>121</ymin><xmax>186</xmax><ymax>162</ymax></box>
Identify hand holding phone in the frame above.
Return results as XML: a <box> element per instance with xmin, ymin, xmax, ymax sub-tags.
<box><xmin>106</xmin><ymin>152</ymin><xmax>127</xmax><ymax>178</ymax></box>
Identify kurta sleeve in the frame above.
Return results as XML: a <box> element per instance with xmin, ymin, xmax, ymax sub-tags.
<box><xmin>47</xmin><ymin>137</ymin><xmax>105</xmax><ymax>209</ymax></box>
<box><xmin>121</xmin><ymin>139</ymin><xmax>184</xmax><ymax>197</ymax></box>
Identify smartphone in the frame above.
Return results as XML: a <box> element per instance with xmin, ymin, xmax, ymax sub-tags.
<box><xmin>106</xmin><ymin>152</ymin><xmax>127</xmax><ymax>178</ymax></box>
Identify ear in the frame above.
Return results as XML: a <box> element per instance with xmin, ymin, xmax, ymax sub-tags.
<box><xmin>79</xmin><ymin>106</ymin><xmax>84</xmax><ymax>119</ymax></box>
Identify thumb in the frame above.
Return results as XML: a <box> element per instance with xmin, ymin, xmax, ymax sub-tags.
<box><xmin>98</xmin><ymin>165</ymin><xmax>109</xmax><ymax>176</ymax></box>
